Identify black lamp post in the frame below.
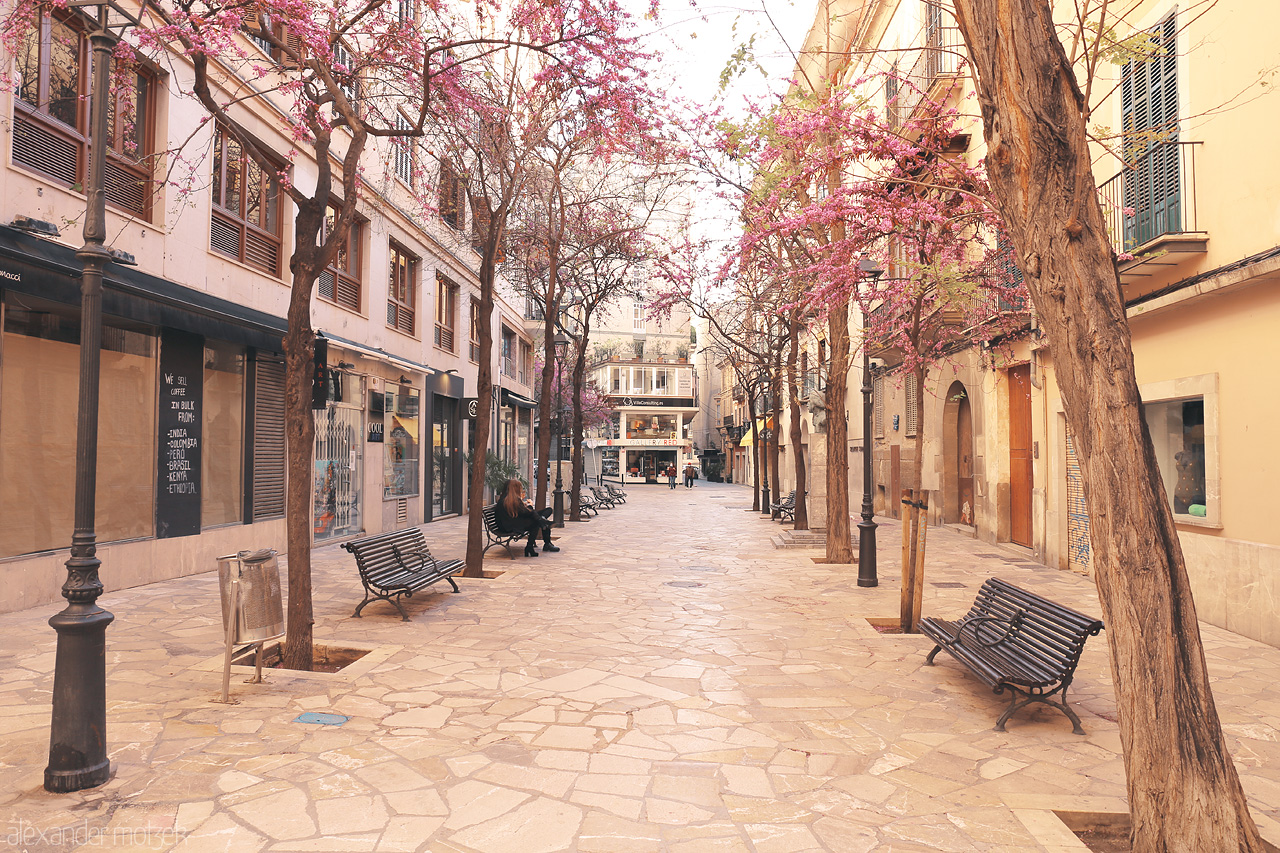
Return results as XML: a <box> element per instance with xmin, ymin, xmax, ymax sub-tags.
<box><xmin>856</xmin><ymin>258</ymin><xmax>883</xmax><ymax>588</ymax></box>
<box><xmin>755</xmin><ymin>375</ymin><xmax>770</xmax><ymax>513</ymax></box>
<box><xmin>46</xmin><ymin>2</ymin><xmax>131</xmax><ymax>793</ymax></box>
<box><xmin>551</xmin><ymin>331</ymin><xmax>570</xmax><ymax>527</ymax></box>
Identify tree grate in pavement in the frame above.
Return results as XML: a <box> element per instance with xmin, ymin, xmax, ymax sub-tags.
<box><xmin>664</xmin><ymin>581</ymin><xmax>705</xmax><ymax>588</ymax></box>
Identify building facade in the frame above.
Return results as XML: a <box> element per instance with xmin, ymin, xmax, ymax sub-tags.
<box><xmin>0</xmin><ymin>9</ymin><xmax>533</xmax><ymax>614</ymax></box>
<box><xmin>790</xmin><ymin>0</ymin><xmax>1280</xmax><ymax>645</ymax></box>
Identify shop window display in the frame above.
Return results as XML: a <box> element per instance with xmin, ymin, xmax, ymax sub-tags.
<box><xmin>1</xmin><ymin>297</ymin><xmax>156</xmax><ymax>557</ymax></box>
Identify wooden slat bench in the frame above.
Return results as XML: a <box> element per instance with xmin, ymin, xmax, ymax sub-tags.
<box><xmin>589</xmin><ymin>485</ymin><xmax>619</xmax><ymax>508</ymax></box>
<box><xmin>576</xmin><ymin>489</ymin><xmax>600</xmax><ymax>517</ymax></box>
<box><xmin>342</xmin><ymin>528</ymin><xmax>461</xmax><ymax>621</ymax></box>
<box><xmin>482</xmin><ymin>504</ymin><xmax>525</xmax><ymax>558</ymax></box>
<box><xmin>918</xmin><ymin>577</ymin><xmax>1104</xmax><ymax>734</ymax></box>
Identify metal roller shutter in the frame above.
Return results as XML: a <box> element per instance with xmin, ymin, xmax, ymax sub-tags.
<box><xmin>252</xmin><ymin>358</ymin><xmax>287</xmax><ymax>520</ymax></box>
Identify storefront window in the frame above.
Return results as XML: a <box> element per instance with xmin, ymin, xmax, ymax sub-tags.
<box><xmin>500</xmin><ymin>407</ymin><xmax>515</xmax><ymax>460</ymax></box>
<box><xmin>517</xmin><ymin>409</ymin><xmax>531</xmax><ymax>477</ymax></box>
<box><xmin>432</xmin><ymin>395</ymin><xmax>459</xmax><ymax>516</ymax></box>
<box><xmin>384</xmin><ymin>386</ymin><xmax>419</xmax><ymax>498</ymax></box>
<box><xmin>1</xmin><ymin>297</ymin><xmax>156</xmax><ymax>557</ymax></box>
<box><xmin>627</xmin><ymin>413</ymin><xmax>679</xmax><ymax>439</ymax></box>
<box><xmin>202</xmin><ymin>340</ymin><xmax>244</xmax><ymax>528</ymax></box>
<box><xmin>1144</xmin><ymin>397</ymin><xmax>1206</xmax><ymax>516</ymax></box>
<box><xmin>314</xmin><ymin>372</ymin><xmax>364</xmax><ymax>540</ymax></box>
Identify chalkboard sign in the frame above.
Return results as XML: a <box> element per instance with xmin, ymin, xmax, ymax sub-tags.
<box><xmin>156</xmin><ymin>330</ymin><xmax>204</xmax><ymax>538</ymax></box>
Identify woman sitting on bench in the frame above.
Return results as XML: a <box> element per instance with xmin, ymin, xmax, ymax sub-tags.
<box><xmin>496</xmin><ymin>479</ymin><xmax>560</xmax><ymax>557</ymax></box>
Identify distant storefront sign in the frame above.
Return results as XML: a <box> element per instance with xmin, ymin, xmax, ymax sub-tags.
<box><xmin>609</xmin><ymin>396</ymin><xmax>695</xmax><ymax>409</ymax></box>
<box><xmin>586</xmin><ymin>438</ymin><xmax>692</xmax><ymax>448</ymax></box>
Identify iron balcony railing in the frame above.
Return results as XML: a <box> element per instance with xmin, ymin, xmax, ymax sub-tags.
<box><xmin>886</xmin><ymin>2</ymin><xmax>965</xmax><ymax>130</ymax></box>
<box><xmin>1098</xmin><ymin>140</ymin><xmax>1202</xmax><ymax>255</ymax></box>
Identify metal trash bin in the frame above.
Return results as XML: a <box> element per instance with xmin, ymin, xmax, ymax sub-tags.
<box><xmin>215</xmin><ymin>549</ymin><xmax>285</xmax><ymax>703</ymax></box>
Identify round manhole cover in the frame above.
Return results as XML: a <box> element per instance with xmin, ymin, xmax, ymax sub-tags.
<box><xmin>664</xmin><ymin>581</ymin><xmax>705</xmax><ymax>588</ymax></box>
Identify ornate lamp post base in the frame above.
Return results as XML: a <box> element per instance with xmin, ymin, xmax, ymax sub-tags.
<box><xmin>45</xmin><ymin>589</ymin><xmax>115</xmax><ymax>792</ymax></box>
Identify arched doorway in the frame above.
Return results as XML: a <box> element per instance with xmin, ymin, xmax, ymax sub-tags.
<box><xmin>942</xmin><ymin>381</ymin><xmax>975</xmax><ymax>526</ymax></box>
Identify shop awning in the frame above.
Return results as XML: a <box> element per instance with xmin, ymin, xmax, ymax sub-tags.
<box><xmin>739</xmin><ymin>417</ymin><xmax>779</xmax><ymax>447</ymax></box>
<box><xmin>0</xmin><ymin>225</ymin><xmax>287</xmax><ymax>350</ymax></box>
<box><xmin>501</xmin><ymin>388</ymin><xmax>537</xmax><ymax>408</ymax></box>
<box><xmin>320</xmin><ymin>330</ymin><xmax>435</xmax><ymax>376</ymax></box>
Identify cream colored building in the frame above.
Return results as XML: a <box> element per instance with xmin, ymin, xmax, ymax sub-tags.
<box><xmin>0</xmin><ymin>8</ymin><xmax>533</xmax><ymax>614</ymax></box>
<box><xmin>790</xmin><ymin>0</ymin><xmax>1280</xmax><ymax>645</ymax></box>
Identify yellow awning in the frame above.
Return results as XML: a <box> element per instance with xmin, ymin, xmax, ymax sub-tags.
<box><xmin>739</xmin><ymin>417</ymin><xmax>775</xmax><ymax>446</ymax></box>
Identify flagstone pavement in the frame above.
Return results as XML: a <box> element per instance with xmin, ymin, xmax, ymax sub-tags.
<box><xmin>3</xmin><ymin>482</ymin><xmax>1280</xmax><ymax>852</ymax></box>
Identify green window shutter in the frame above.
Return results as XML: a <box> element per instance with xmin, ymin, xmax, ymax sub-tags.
<box><xmin>1121</xmin><ymin>13</ymin><xmax>1179</xmax><ymax>249</ymax></box>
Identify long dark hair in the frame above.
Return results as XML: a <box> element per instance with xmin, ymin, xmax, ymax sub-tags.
<box><xmin>501</xmin><ymin>479</ymin><xmax>524</xmax><ymax>517</ymax></box>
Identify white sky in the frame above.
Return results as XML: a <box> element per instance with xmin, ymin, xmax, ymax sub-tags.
<box><xmin>635</xmin><ymin>0</ymin><xmax>816</xmax><ymax>112</ymax></box>
<box><xmin>621</xmin><ymin>0</ymin><xmax>819</xmax><ymax>258</ymax></box>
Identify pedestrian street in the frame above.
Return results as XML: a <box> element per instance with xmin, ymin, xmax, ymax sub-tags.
<box><xmin>3</xmin><ymin>482</ymin><xmax>1280</xmax><ymax>851</ymax></box>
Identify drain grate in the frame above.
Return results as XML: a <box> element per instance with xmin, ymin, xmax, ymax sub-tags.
<box><xmin>664</xmin><ymin>581</ymin><xmax>705</xmax><ymax>588</ymax></box>
<box><xmin>931</xmin><ymin>582</ymin><xmax>966</xmax><ymax>588</ymax></box>
<box><xmin>294</xmin><ymin>712</ymin><xmax>349</xmax><ymax>726</ymax></box>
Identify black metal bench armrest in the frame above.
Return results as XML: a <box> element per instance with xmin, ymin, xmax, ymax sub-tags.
<box><xmin>949</xmin><ymin>613</ymin><xmax>1024</xmax><ymax>650</ymax></box>
<box><xmin>393</xmin><ymin>543</ymin><xmax>437</xmax><ymax>575</ymax></box>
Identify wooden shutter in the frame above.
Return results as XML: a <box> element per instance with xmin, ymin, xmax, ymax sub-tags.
<box><xmin>252</xmin><ymin>358</ymin><xmax>287</xmax><ymax>520</ymax></box>
<box><xmin>1121</xmin><ymin>13</ymin><xmax>1179</xmax><ymax>248</ymax></box>
<box><xmin>905</xmin><ymin>373</ymin><xmax>919</xmax><ymax>437</ymax></box>
<box><xmin>873</xmin><ymin>375</ymin><xmax>885</xmax><ymax>438</ymax></box>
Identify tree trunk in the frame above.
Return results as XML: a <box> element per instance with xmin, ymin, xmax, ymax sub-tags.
<box><xmin>463</xmin><ymin>245</ymin><xmax>499</xmax><ymax>578</ymax></box>
<box><xmin>281</xmin><ymin>272</ymin><xmax>318</xmax><ymax>671</ymax></box>
<box><xmin>902</xmin><ymin>363</ymin><xmax>928</xmax><ymax>631</ymax></box>
<box><xmin>825</xmin><ymin>298</ymin><xmax>853</xmax><ymax>562</ymax></box>
<box><xmin>787</xmin><ymin>315</ymin><xmax>808</xmax><ymax>529</ymax></box>
<box><xmin>951</xmin><ymin>1</ymin><xmax>1263</xmax><ymax>849</ymax></box>
<box><xmin>569</xmin><ymin>336</ymin><xmax>587</xmax><ymax>521</ymax></box>
<box><xmin>534</xmin><ymin>233</ymin><xmax>560</xmax><ymax>511</ymax></box>
<box><xmin>768</xmin><ymin>368</ymin><xmax>782</xmax><ymax>517</ymax></box>
<box><xmin>746</xmin><ymin>387</ymin><xmax>762</xmax><ymax>511</ymax></box>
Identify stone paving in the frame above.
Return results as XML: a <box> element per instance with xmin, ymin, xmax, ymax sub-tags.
<box><xmin>3</xmin><ymin>482</ymin><xmax>1280</xmax><ymax>852</ymax></box>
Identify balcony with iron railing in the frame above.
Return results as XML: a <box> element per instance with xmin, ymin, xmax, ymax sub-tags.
<box><xmin>1098</xmin><ymin>140</ymin><xmax>1206</xmax><ymax>284</ymax></box>
<box><xmin>886</xmin><ymin>2</ymin><xmax>965</xmax><ymax>131</ymax></box>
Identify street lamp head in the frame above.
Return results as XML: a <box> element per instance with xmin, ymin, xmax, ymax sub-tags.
<box><xmin>858</xmin><ymin>257</ymin><xmax>885</xmax><ymax>280</ymax></box>
<box><xmin>553</xmin><ymin>330</ymin><xmax>571</xmax><ymax>359</ymax></box>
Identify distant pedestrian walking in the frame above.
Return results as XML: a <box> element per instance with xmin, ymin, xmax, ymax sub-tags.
<box><xmin>684</xmin><ymin>464</ymin><xmax>696</xmax><ymax>488</ymax></box>
<box><xmin>667</xmin><ymin>464</ymin><xmax>677</xmax><ymax>489</ymax></box>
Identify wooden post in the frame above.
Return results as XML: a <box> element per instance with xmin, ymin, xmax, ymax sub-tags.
<box><xmin>900</xmin><ymin>489</ymin><xmax>914</xmax><ymax>633</ymax></box>
<box><xmin>911</xmin><ymin>492</ymin><xmax>929</xmax><ymax>632</ymax></box>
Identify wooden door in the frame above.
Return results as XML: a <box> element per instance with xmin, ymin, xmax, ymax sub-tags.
<box><xmin>957</xmin><ymin>394</ymin><xmax>974</xmax><ymax>526</ymax></box>
<box><xmin>1008</xmin><ymin>364</ymin><xmax>1033</xmax><ymax>546</ymax></box>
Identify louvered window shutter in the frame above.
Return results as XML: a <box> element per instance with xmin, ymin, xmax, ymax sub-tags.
<box><xmin>905</xmin><ymin>373</ymin><xmax>919</xmax><ymax>438</ymax></box>
<box><xmin>1121</xmin><ymin>12</ymin><xmax>1179</xmax><ymax>249</ymax></box>
<box><xmin>252</xmin><ymin>358</ymin><xmax>287</xmax><ymax>520</ymax></box>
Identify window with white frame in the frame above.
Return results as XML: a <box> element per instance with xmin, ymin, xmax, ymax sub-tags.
<box><xmin>393</xmin><ymin>114</ymin><xmax>413</xmax><ymax>185</ymax></box>
<box><xmin>633</xmin><ymin>297</ymin><xmax>646</xmax><ymax>332</ymax></box>
<box><xmin>1140</xmin><ymin>373</ymin><xmax>1219</xmax><ymax>526</ymax></box>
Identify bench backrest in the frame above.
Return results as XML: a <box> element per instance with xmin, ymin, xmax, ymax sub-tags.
<box><xmin>481</xmin><ymin>505</ymin><xmax>504</xmax><ymax>535</ymax></box>
<box><xmin>342</xmin><ymin>528</ymin><xmax>429</xmax><ymax>579</ymax></box>
<box><xmin>966</xmin><ymin>577</ymin><xmax>1104</xmax><ymax>680</ymax></box>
